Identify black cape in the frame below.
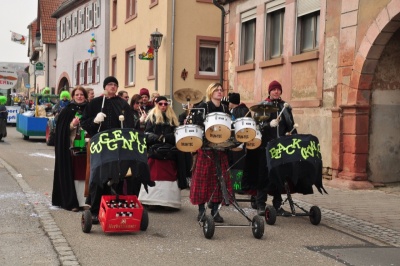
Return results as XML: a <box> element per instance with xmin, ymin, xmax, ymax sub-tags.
<box><xmin>52</xmin><ymin>101</ymin><xmax>87</xmax><ymax>210</ymax></box>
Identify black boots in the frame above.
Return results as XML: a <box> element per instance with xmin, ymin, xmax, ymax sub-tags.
<box><xmin>197</xmin><ymin>204</ymin><xmax>205</xmax><ymax>222</ymax></box>
<box><xmin>211</xmin><ymin>203</ymin><xmax>224</xmax><ymax>223</ymax></box>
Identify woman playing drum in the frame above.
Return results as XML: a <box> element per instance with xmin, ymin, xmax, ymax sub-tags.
<box><xmin>189</xmin><ymin>82</ymin><xmax>232</xmax><ymax>223</ymax></box>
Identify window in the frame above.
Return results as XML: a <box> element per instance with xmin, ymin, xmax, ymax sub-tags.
<box><xmin>85</xmin><ymin>5</ymin><xmax>93</xmax><ymax>31</ymax></box>
<box><xmin>126</xmin><ymin>0</ymin><xmax>136</xmax><ymax>20</ymax></box>
<box><xmin>265</xmin><ymin>0</ymin><xmax>285</xmax><ymax>59</ymax></box>
<box><xmin>61</xmin><ymin>18</ymin><xmax>65</xmax><ymax>40</ymax></box>
<box><xmin>126</xmin><ymin>49</ymin><xmax>136</xmax><ymax>86</ymax></box>
<box><xmin>240</xmin><ymin>9</ymin><xmax>256</xmax><ymax>65</ymax></box>
<box><xmin>66</xmin><ymin>15</ymin><xmax>71</xmax><ymax>39</ymax></box>
<box><xmin>91</xmin><ymin>58</ymin><xmax>97</xmax><ymax>84</ymax></box>
<box><xmin>195</xmin><ymin>36</ymin><xmax>220</xmax><ymax>78</ymax></box>
<box><xmin>296</xmin><ymin>0</ymin><xmax>320</xmax><ymax>53</ymax></box>
<box><xmin>112</xmin><ymin>0</ymin><xmax>117</xmax><ymax>29</ymax></box>
<box><xmin>298</xmin><ymin>12</ymin><xmax>320</xmax><ymax>53</ymax></box>
<box><xmin>111</xmin><ymin>56</ymin><xmax>117</xmax><ymax>77</ymax></box>
<box><xmin>150</xmin><ymin>0</ymin><xmax>158</xmax><ymax>8</ymax></box>
<box><xmin>57</xmin><ymin>20</ymin><xmax>61</xmax><ymax>41</ymax></box>
<box><xmin>93</xmin><ymin>0</ymin><xmax>101</xmax><ymax>27</ymax></box>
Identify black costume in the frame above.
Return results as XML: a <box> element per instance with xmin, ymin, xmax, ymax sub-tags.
<box><xmin>242</xmin><ymin>98</ymin><xmax>297</xmax><ymax>210</ymax></box>
<box><xmin>81</xmin><ymin>96</ymin><xmax>150</xmax><ymax>216</ymax></box>
<box><xmin>52</xmin><ymin>101</ymin><xmax>87</xmax><ymax>210</ymax></box>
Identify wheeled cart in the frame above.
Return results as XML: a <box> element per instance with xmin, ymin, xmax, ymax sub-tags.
<box><xmin>81</xmin><ymin>195</ymin><xmax>148</xmax><ymax>233</ymax></box>
<box><xmin>198</xmin><ymin>149</ymin><xmax>265</xmax><ymax>240</ymax></box>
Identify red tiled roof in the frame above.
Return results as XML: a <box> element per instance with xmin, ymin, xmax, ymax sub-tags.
<box><xmin>39</xmin><ymin>0</ymin><xmax>64</xmax><ymax>44</ymax></box>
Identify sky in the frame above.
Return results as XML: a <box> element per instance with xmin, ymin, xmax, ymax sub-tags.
<box><xmin>0</xmin><ymin>0</ymin><xmax>38</xmax><ymax>63</ymax></box>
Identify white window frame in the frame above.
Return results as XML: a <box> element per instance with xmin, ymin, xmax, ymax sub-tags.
<box><xmin>95</xmin><ymin>58</ymin><xmax>100</xmax><ymax>83</ymax></box>
<box><xmin>80</xmin><ymin>63</ymin><xmax>84</xmax><ymax>84</ymax></box>
<box><xmin>61</xmin><ymin>18</ymin><xmax>66</xmax><ymax>40</ymax></box>
<box><xmin>57</xmin><ymin>20</ymin><xmax>61</xmax><ymax>41</ymax></box>
<box><xmin>127</xmin><ymin>50</ymin><xmax>136</xmax><ymax>86</ymax></box>
<box><xmin>65</xmin><ymin>15</ymin><xmax>71</xmax><ymax>39</ymax></box>
<box><xmin>240</xmin><ymin>9</ymin><xmax>256</xmax><ymax>65</ymax></box>
<box><xmin>78</xmin><ymin>9</ymin><xmax>84</xmax><ymax>33</ymax></box>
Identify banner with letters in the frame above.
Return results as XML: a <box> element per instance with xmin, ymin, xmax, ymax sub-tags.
<box><xmin>89</xmin><ymin>128</ymin><xmax>150</xmax><ymax>186</ymax></box>
<box><xmin>266</xmin><ymin>134</ymin><xmax>326</xmax><ymax>195</ymax></box>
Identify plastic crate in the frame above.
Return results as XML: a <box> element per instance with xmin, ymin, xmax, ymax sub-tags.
<box><xmin>98</xmin><ymin>195</ymin><xmax>144</xmax><ymax>233</ymax></box>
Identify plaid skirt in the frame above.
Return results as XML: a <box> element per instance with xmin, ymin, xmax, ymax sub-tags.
<box><xmin>189</xmin><ymin>149</ymin><xmax>232</xmax><ymax>205</ymax></box>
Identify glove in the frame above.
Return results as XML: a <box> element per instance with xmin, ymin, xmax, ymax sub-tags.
<box><xmin>94</xmin><ymin>112</ymin><xmax>106</xmax><ymax>124</ymax></box>
<box><xmin>270</xmin><ymin>119</ymin><xmax>279</xmax><ymax>127</ymax></box>
<box><xmin>221</xmin><ymin>96</ymin><xmax>229</xmax><ymax>105</ymax></box>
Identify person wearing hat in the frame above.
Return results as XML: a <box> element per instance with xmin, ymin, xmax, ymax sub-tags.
<box><xmin>139</xmin><ymin>88</ymin><xmax>154</xmax><ymax>113</ymax></box>
<box><xmin>243</xmin><ymin>80</ymin><xmax>297</xmax><ymax>217</ymax></box>
<box><xmin>138</xmin><ymin>96</ymin><xmax>182</xmax><ymax>209</ymax></box>
<box><xmin>80</xmin><ymin>76</ymin><xmax>139</xmax><ymax>223</ymax></box>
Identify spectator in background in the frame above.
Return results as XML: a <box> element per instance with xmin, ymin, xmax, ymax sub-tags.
<box><xmin>0</xmin><ymin>95</ymin><xmax>8</xmax><ymax>142</ymax></box>
<box><xmin>118</xmin><ymin>90</ymin><xmax>130</xmax><ymax>102</ymax></box>
<box><xmin>129</xmin><ymin>94</ymin><xmax>147</xmax><ymax>132</ymax></box>
<box><xmin>151</xmin><ymin>92</ymin><xmax>160</xmax><ymax>107</ymax></box>
<box><xmin>85</xmin><ymin>88</ymin><xmax>95</xmax><ymax>102</ymax></box>
<box><xmin>140</xmin><ymin>88</ymin><xmax>154</xmax><ymax>113</ymax></box>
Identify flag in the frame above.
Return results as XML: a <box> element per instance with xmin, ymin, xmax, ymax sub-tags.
<box><xmin>11</xmin><ymin>31</ymin><xmax>27</xmax><ymax>45</ymax></box>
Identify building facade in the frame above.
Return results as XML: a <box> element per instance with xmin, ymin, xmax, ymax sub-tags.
<box><xmin>52</xmin><ymin>0</ymin><xmax>110</xmax><ymax>95</ymax></box>
<box><xmin>222</xmin><ymin>0</ymin><xmax>400</xmax><ymax>188</ymax></box>
<box><xmin>109</xmin><ymin>0</ymin><xmax>221</xmax><ymax>114</ymax></box>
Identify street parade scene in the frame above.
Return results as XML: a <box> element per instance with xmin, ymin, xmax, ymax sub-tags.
<box><xmin>1</xmin><ymin>0</ymin><xmax>400</xmax><ymax>265</ymax></box>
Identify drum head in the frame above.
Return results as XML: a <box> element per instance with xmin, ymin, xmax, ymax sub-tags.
<box><xmin>205</xmin><ymin>126</ymin><xmax>231</xmax><ymax>143</ymax></box>
<box><xmin>176</xmin><ymin>137</ymin><xmax>203</xmax><ymax>152</ymax></box>
<box><xmin>246</xmin><ymin>138</ymin><xmax>261</xmax><ymax>150</ymax></box>
<box><xmin>235</xmin><ymin>129</ymin><xmax>256</xmax><ymax>143</ymax></box>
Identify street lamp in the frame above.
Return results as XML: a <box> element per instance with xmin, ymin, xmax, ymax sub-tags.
<box><xmin>150</xmin><ymin>28</ymin><xmax>163</xmax><ymax>91</ymax></box>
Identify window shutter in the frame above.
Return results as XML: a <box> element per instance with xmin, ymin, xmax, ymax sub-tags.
<box><xmin>57</xmin><ymin>20</ymin><xmax>60</xmax><ymax>41</ymax></box>
<box><xmin>96</xmin><ymin>58</ymin><xmax>100</xmax><ymax>83</ymax></box>
<box><xmin>80</xmin><ymin>9</ymin><xmax>85</xmax><ymax>32</ymax></box>
<box><xmin>75</xmin><ymin>65</ymin><xmax>78</xmax><ymax>85</ymax></box>
<box><xmin>96</xmin><ymin>0</ymin><xmax>101</xmax><ymax>26</ymax></box>
<box><xmin>241</xmin><ymin>8</ymin><xmax>256</xmax><ymax>22</ymax></box>
<box><xmin>266</xmin><ymin>0</ymin><xmax>285</xmax><ymax>13</ymax></box>
<box><xmin>80</xmin><ymin>63</ymin><xmax>84</xmax><ymax>84</ymax></box>
<box><xmin>88</xmin><ymin>4</ymin><xmax>93</xmax><ymax>29</ymax></box>
<box><xmin>88</xmin><ymin>60</ymin><xmax>92</xmax><ymax>84</ymax></box>
<box><xmin>297</xmin><ymin>0</ymin><xmax>320</xmax><ymax>17</ymax></box>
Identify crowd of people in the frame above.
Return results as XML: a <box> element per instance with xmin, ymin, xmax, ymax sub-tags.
<box><xmin>51</xmin><ymin>76</ymin><xmax>298</xmax><ymax>224</ymax></box>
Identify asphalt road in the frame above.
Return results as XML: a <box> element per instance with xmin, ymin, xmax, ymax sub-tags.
<box><xmin>0</xmin><ymin>126</ymin><xmax>399</xmax><ymax>266</ymax></box>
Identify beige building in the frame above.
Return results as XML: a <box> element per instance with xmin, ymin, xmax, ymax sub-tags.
<box><xmin>109</xmin><ymin>0</ymin><xmax>222</xmax><ymax>113</ymax></box>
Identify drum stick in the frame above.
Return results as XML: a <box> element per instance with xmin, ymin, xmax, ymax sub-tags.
<box><xmin>98</xmin><ymin>90</ymin><xmax>108</xmax><ymax>132</ymax></box>
<box><xmin>119</xmin><ymin>115</ymin><xmax>124</xmax><ymax>129</ymax></box>
<box><xmin>244</xmin><ymin>110</ymin><xmax>251</xmax><ymax>117</ymax></box>
<box><xmin>277</xmin><ymin>103</ymin><xmax>290</xmax><ymax>120</ymax></box>
<box><xmin>286</xmin><ymin>123</ymin><xmax>298</xmax><ymax>135</ymax></box>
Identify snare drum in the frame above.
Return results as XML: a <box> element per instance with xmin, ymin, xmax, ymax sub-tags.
<box><xmin>233</xmin><ymin>117</ymin><xmax>256</xmax><ymax>143</ymax></box>
<box><xmin>175</xmin><ymin>125</ymin><xmax>203</xmax><ymax>152</ymax></box>
<box><xmin>204</xmin><ymin>130</ymin><xmax>240</xmax><ymax>151</ymax></box>
<box><xmin>246</xmin><ymin>130</ymin><xmax>261</xmax><ymax>150</ymax></box>
<box><xmin>204</xmin><ymin>112</ymin><xmax>231</xmax><ymax>143</ymax></box>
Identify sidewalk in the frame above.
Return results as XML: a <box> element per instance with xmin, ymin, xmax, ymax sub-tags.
<box><xmin>292</xmin><ymin>180</ymin><xmax>400</xmax><ymax>247</ymax></box>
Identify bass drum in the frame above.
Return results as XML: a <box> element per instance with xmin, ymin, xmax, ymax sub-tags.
<box><xmin>175</xmin><ymin>125</ymin><xmax>203</xmax><ymax>152</ymax></box>
<box><xmin>233</xmin><ymin>117</ymin><xmax>256</xmax><ymax>143</ymax></box>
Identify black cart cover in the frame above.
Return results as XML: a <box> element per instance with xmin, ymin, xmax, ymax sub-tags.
<box><xmin>266</xmin><ymin>134</ymin><xmax>327</xmax><ymax>195</ymax></box>
<box><xmin>89</xmin><ymin>128</ymin><xmax>152</xmax><ymax>189</ymax></box>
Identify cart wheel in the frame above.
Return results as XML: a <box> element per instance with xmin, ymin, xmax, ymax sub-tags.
<box><xmin>23</xmin><ymin>135</ymin><xmax>29</xmax><ymax>140</ymax></box>
<box><xmin>252</xmin><ymin>215</ymin><xmax>265</xmax><ymax>239</ymax></box>
<box><xmin>140</xmin><ymin>209</ymin><xmax>149</xmax><ymax>231</ymax></box>
<box><xmin>81</xmin><ymin>210</ymin><xmax>92</xmax><ymax>233</ymax></box>
<box><xmin>309</xmin><ymin>206</ymin><xmax>321</xmax><ymax>225</ymax></box>
<box><xmin>265</xmin><ymin>206</ymin><xmax>277</xmax><ymax>225</ymax></box>
<box><xmin>203</xmin><ymin>215</ymin><xmax>215</xmax><ymax>239</ymax></box>
<box><xmin>250</xmin><ymin>196</ymin><xmax>257</xmax><ymax>210</ymax></box>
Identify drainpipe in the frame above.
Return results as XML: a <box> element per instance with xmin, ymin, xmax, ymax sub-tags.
<box><xmin>213</xmin><ymin>0</ymin><xmax>225</xmax><ymax>85</ymax></box>
<box><xmin>169</xmin><ymin>0</ymin><xmax>176</xmax><ymax>107</ymax></box>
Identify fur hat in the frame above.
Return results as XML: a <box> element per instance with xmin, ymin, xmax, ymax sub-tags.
<box><xmin>155</xmin><ymin>96</ymin><xmax>168</xmax><ymax>103</ymax></box>
<box><xmin>268</xmin><ymin>80</ymin><xmax>282</xmax><ymax>94</ymax></box>
<box><xmin>228</xmin><ymin>92</ymin><xmax>240</xmax><ymax>105</ymax></box>
<box><xmin>103</xmin><ymin>76</ymin><xmax>119</xmax><ymax>88</ymax></box>
<box><xmin>140</xmin><ymin>88</ymin><xmax>150</xmax><ymax>97</ymax></box>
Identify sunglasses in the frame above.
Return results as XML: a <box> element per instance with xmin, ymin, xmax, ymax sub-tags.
<box><xmin>158</xmin><ymin>102</ymin><xmax>169</xmax><ymax>106</ymax></box>
<box><xmin>135</xmin><ymin>101</ymin><xmax>143</xmax><ymax>104</ymax></box>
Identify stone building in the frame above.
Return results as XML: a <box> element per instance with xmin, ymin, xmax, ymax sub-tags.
<box><xmin>220</xmin><ymin>0</ymin><xmax>400</xmax><ymax>188</ymax></box>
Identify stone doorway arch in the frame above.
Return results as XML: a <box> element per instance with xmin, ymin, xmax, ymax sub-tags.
<box><xmin>331</xmin><ymin>1</ymin><xmax>400</xmax><ymax>188</ymax></box>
